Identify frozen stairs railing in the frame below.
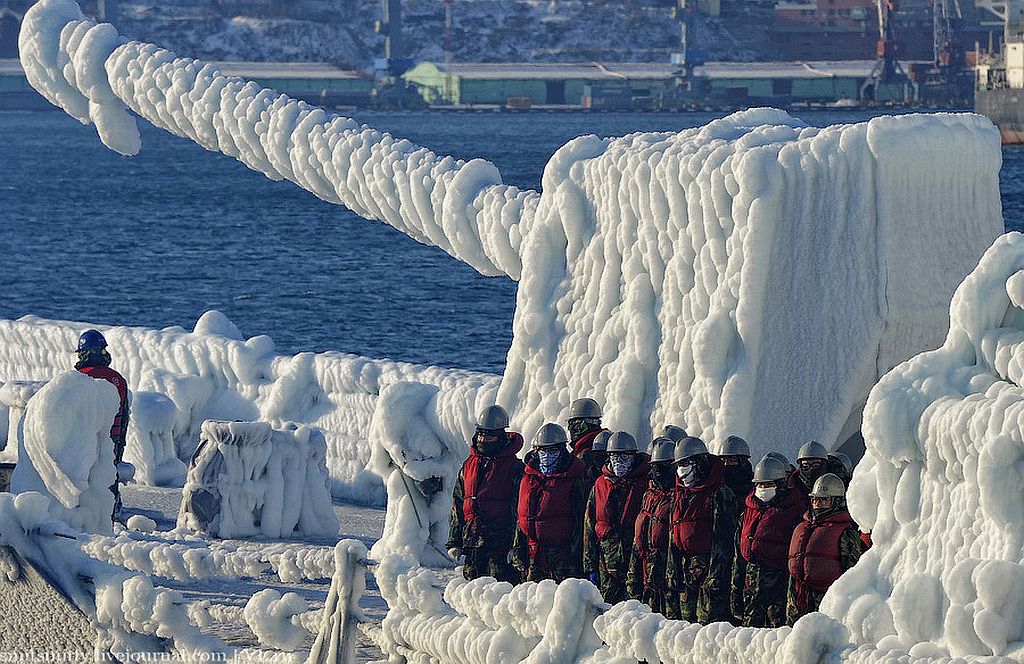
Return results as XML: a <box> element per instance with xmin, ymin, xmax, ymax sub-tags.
<box><xmin>307</xmin><ymin>539</ymin><xmax>373</xmax><ymax>664</ymax></box>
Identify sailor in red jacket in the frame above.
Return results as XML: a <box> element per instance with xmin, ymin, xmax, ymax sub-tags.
<box><xmin>447</xmin><ymin>405</ymin><xmax>526</xmax><ymax>583</ymax></box>
<box><xmin>666</xmin><ymin>436</ymin><xmax>738</xmax><ymax>623</ymax></box>
<box><xmin>566</xmin><ymin>398</ymin><xmax>607</xmax><ymax>459</ymax></box>
<box><xmin>583</xmin><ymin>431</ymin><xmax>650</xmax><ymax>603</ymax></box>
<box><xmin>626</xmin><ymin>437</ymin><xmax>678</xmax><ymax>617</ymax></box>
<box><xmin>735</xmin><ymin>455</ymin><xmax>806</xmax><ymax>627</ymax></box>
<box><xmin>75</xmin><ymin>329</ymin><xmax>131</xmax><ymax>520</ymax></box>
<box><xmin>787</xmin><ymin>473</ymin><xmax>865</xmax><ymax>624</ymax></box>
<box><xmin>510</xmin><ymin>422</ymin><xmax>588</xmax><ymax>583</ymax></box>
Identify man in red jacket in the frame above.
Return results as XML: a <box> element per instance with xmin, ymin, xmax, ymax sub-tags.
<box><xmin>736</xmin><ymin>455</ymin><xmax>806</xmax><ymax>627</ymax></box>
<box><xmin>448</xmin><ymin>405</ymin><xmax>525</xmax><ymax>583</ymax></box>
<box><xmin>566</xmin><ymin>398</ymin><xmax>607</xmax><ymax>459</ymax></box>
<box><xmin>627</xmin><ymin>437</ymin><xmax>677</xmax><ymax>617</ymax></box>
<box><xmin>510</xmin><ymin>422</ymin><xmax>588</xmax><ymax>583</ymax></box>
<box><xmin>787</xmin><ymin>473</ymin><xmax>865</xmax><ymax>623</ymax></box>
<box><xmin>75</xmin><ymin>329</ymin><xmax>131</xmax><ymax>520</ymax></box>
<box><xmin>584</xmin><ymin>431</ymin><xmax>650</xmax><ymax>602</ymax></box>
<box><xmin>666</xmin><ymin>436</ymin><xmax>738</xmax><ymax>623</ymax></box>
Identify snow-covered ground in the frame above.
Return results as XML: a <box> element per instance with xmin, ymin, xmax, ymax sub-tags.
<box><xmin>118</xmin><ymin>483</ymin><xmax>396</xmax><ymax>660</ymax></box>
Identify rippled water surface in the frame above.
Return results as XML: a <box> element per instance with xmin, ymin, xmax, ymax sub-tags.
<box><xmin>2</xmin><ymin>109</ymin><xmax>1020</xmax><ymax>373</ymax></box>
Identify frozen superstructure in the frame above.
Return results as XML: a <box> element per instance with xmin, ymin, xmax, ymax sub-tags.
<box><xmin>372</xmin><ymin>232</ymin><xmax>1024</xmax><ymax>664</ymax></box>
<box><xmin>15</xmin><ymin>0</ymin><xmax>1003</xmax><ymax>464</ymax></box>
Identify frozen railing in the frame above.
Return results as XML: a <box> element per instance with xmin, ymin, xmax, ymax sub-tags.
<box><xmin>369</xmin><ymin>559</ymin><xmax>857</xmax><ymax>664</ymax></box>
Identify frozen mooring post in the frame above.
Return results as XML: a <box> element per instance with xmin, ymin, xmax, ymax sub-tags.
<box><xmin>307</xmin><ymin>539</ymin><xmax>370</xmax><ymax>664</ymax></box>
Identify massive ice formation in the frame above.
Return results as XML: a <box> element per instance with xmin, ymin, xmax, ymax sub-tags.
<box><xmin>373</xmin><ymin>233</ymin><xmax>1024</xmax><ymax>663</ymax></box>
<box><xmin>17</xmin><ymin>0</ymin><xmax>1004</xmax><ymax>464</ymax></box>
<box><xmin>178</xmin><ymin>420</ymin><xmax>340</xmax><ymax>539</ymax></box>
<box><xmin>836</xmin><ymin>231</ymin><xmax>1024</xmax><ymax>658</ymax></box>
<box><xmin>10</xmin><ymin>371</ymin><xmax>117</xmax><ymax>533</ymax></box>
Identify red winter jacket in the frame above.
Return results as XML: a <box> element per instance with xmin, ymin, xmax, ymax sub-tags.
<box><xmin>739</xmin><ymin>488</ymin><xmax>806</xmax><ymax>570</ymax></box>
<box><xmin>788</xmin><ymin>509</ymin><xmax>856</xmax><ymax>593</ymax></box>
<box><xmin>592</xmin><ymin>459</ymin><xmax>650</xmax><ymax>541</ymax></box>
<box><xmin>632</xmin><ymin>482</ymin><xmax>674</xmax><ymax>584</ymax></box>
<box><xmin>518</xmin><ymin>454</ymin><xmax>587</xmax><ymax>551</ymax></box>
<box><xmin>462</xmin><ymin>432</ymin><xmax>524</xmax><ymax>531</ymax></box>
<box><xmin>572</xmin><ymin>428</ymin><xmax>608</xmax><ymax>458</ymax></box>
<box><xmin>671</xmin><ymin>457</ymin><xmax>726</xmax><ymax>557</ymax></box>
<box><xmin>78</xmin><ymin>364</ymin><xmax>130</xmax><ymax>446</ymax></box>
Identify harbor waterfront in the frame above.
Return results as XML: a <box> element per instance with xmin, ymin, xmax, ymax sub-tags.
<box><xmin>3</xmin><ymin>107</ymin><xmax>1021</xmax><ymax>374</ymax></box>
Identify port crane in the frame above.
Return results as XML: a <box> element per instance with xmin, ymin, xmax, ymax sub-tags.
<box><xmin>860</xmin><ymin>0</ymin><xmax>915</xmax><ymax>100</ymax></box>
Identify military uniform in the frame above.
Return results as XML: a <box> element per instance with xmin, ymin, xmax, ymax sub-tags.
<box><xmin>447</xmin><ymin>432</ymin><xmax>526</xmax><ymax>583</ymax></box>
<box><xmin>786</xmin><ymin>508</ymin><xmax>864</xmax><ymax>623</ymax></box>
<box><xmin>722</xmin><ymin>458</ymin><xmax>753</xmax><ymax>622</ymax></box>
<box><xmin>511</xmin><ymin>450</ymin><xmax>589</xmax><ymax>582</ymax></box>
<box><xmin>584</xmin><ymin>457</ymin><xmax>650</xmax><ymax>603</ymax></box>
<box><xmin>666</xmin><ymin>457</ymin><xmax>738</xmax><ymax>623</ymax></box>
<box><xmin>735</xmin><ymin>487</ymin><xmax>805</xmax><ymax>627</ymax></box>
<box><xmin>627</xmin><ymin>473</ymin><xmax>677</xmax><ymax>618</ymax></box>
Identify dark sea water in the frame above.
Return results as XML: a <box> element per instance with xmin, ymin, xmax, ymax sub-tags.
<box><xmin>2</xmin><ymin>109</ymin><xmax>1021</xmax><ymax>373</ymax></box>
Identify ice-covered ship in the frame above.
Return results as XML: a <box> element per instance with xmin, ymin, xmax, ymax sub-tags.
<box><xmin>975</xmin><ymin>0</ymin><xmax>1024</xmax><ymax>141</ymax></box>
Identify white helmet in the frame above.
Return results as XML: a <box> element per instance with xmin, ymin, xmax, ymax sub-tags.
<box><xmin>568</xmin><ymin>398</ymin><xmax>602</xmax><ymax>420</ymax></box>
<box><xmin>659</xmin><ymin>425</ymin><xmax>688</xmax><ymax>442</ymax></box>
<box><xmin>719</xmin><ymin>435</ymin><xmax>750</xmax><ymax>457</ymax></box>
<box><xmin>534</xmin><ymin>423</ymin><xmax>569</xmax><ymax>448</ymax></box>
<box><xmin>649</xmin><ymin>437</ymin><xmax>676</xmax><ymax>463</ymax></box>
<box><xmin>797</xmin><ymin>440</ymin><xmax>828</xmax><ymax>461</ymax></box>
<box><xmin>476</xmin><ymin>405</ymin><xmax>509</xmax><ymax>430</ymax></box>
<box><xmin>809</xmin><ymin>473</ymin><xmax>846</xmax><ymax>499</ymax></box>
<box><xmin>674</xmin><ymin>436</ymin><xmax>708</xmax><ymax>462</ymax></box>
<box><xmin>606</xmin><ymin>431</ymin><xmax>638</xmax><ymax>453</ymax></box>
<box><xmin>753</xmin><ymin>455</ymin><xmax>788</xmax><ymax>483</ymax></box>
<box><xmin>829</xmin><ymin>452</ymin><xmax>854</xmax><ymax>476</ymax></box>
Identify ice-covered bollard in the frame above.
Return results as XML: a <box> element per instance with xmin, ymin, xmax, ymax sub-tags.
<box><xmin>368</xmin><ymin>382</ymin><xmax>469</xmax><ymax>566</ymax></box>
<box><xmin>9</xmin><ymin>372</ymin><xmax>116</xmax><ymax>533</ymax></box>
<box><xmin>124</xmin><ymin>390</ymin><xmax>186</xmax><ymax>486</ymax></box>
<box><xmin>178</xmin><ymin>420</ymin><xmax>339</xmax><ymax>539</ymax></box>
<box><xmin>0</xmin><ymin>380</ymin><xmax>48</xmax><ymax>463</ymax></box>
<box><xmin>307</xmin><ymin>539</ymin><xmax>368</xmax><ymax>664</ymax></box>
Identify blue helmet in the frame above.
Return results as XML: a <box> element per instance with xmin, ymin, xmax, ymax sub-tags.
<box><xmin>77</xmin><ymin>329</ymin><xmax>107</xmax><ymax>352</ymax></box>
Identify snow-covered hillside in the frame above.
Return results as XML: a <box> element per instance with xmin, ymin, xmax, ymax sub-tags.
<box><xmin>107</xmin><ymin>0</ymin><xmax>768</xmax><ymax>68</ymax></box>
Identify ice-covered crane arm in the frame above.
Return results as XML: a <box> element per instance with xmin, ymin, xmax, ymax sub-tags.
<box><xmin>18</xmin><ymin>0</ymin><xmax>535</xmax><ymax>279</ymax></box>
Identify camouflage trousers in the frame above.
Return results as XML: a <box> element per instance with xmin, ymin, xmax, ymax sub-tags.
<box><xmin>669</xmin><ymin>553</ymin><xmax>733</xmax><ymax>624</ymax></box>
<box><xmin>787</xmin><ymin>582</ymin><xmax>827</xmax><ymax>625</ymax></box>
<box><xmin>526</xmin><ymin>544</ymin><xmax>581</xmax><ymax>583</ymax></box>
<box><xmin>463</xmin><ymin>547</ymin><xmax>521</xmax><ymax>584</ymax></box>
<box><xmin>641</xmin><ymin>587</ymin><xmax>681</xmax><ymax>620</ymax></box>
<box><xmin>741</xmin><ymin>562</ymin><xmax>788</xmax><ymax>628</ymax></box>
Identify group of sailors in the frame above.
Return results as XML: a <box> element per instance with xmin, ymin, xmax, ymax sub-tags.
<box><xmin>447</xmin><ymin>398</ymin><xmax>867</xmax><ymax>627</ymax></box>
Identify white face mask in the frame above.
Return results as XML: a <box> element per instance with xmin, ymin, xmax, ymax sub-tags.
<box><xmin>677</xmin><ymin>465</ymin><xmax>696</xmax><ymax>486</ymax></box>
<box><xmin>755</xmin><ymin>486</ymin><xmax>776</xmax><ymax>503</ymax></box>
<box><xmin>538</xmin><ymin>449</ymin><xmax>562</xmax><ymax>474</ymax></box>
<box><xmin>609</xmin><ymin>454</ymin><xmax>634</xmax><ymax>477</ymax></box>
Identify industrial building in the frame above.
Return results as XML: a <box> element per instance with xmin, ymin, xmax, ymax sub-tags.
<box><xmin>401</xmin><ymin>60</ymin><xmax>910</xmax><ymax>107</ymax></box>
<box><xmin>0</xmin><ymin>59</ymin><xmax>374</xmax><ymax>110</ymax></box>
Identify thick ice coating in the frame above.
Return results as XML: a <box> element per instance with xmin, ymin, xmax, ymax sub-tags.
<box><xmin>374</xmin><ymin>234</ymin><xmax>1024</xmax><ymax>663</ymax></box>
<box><xmin>835</xmin><ymin>231</ymin><xmax>1024</xmax><ymax>659</ymax></box>
<box><xmin>177</xmin><ymin>420</ymin><xmax>339</xmax><ymax>539</ymax></box>
<box><xmin>10</xmin><ymin>371</ymin><xmax>117</xmax><ymax>533</ymax></box>
<box><xmin>18</xmin><ymin>0</ymin><xmax>1003</xmax><ymax>461</ymax></box>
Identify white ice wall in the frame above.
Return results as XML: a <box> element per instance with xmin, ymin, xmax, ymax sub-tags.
<box><xmin>0</xmin><ymin>314</ymin><xmax>497</xmax><ymax>504</ymax></box>
<box><xmin>17</xmin><ymin>0</ymin><xmax>1004</xmax><ymax>464</ymax></box>
<box><xmin>375</xmin><ymin>234</ymin><xmax>1024</xmax><ymax>663</ymax></box>
<box><xmin>498</xmin><ymin>111</ymin><xmax>1003</xmax><ymax>453</ymax></box>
